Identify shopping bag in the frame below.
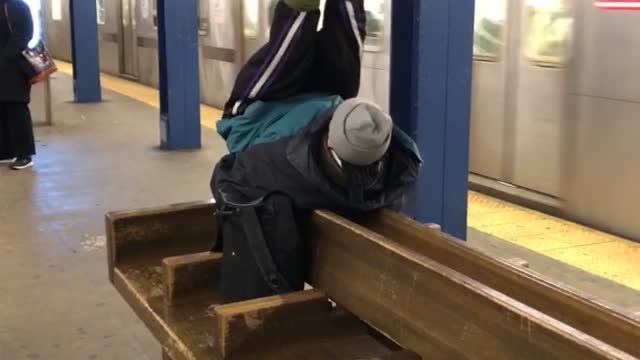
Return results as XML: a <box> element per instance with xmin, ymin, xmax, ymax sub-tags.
<box><xmin>20</xmin><ymin>41</ymin><xmax>58</xmax><ymax>84</ymax></box>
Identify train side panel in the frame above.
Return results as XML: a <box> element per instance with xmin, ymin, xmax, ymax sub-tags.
<box><xmin>44</xmin><ymin>0</ymin><xmax>71</xmax><ymax>62</ymax></box>
<box><xmin>567</xmin><ymin>3</ymin><xmax>640</xmax><ymax>240</ymax></box>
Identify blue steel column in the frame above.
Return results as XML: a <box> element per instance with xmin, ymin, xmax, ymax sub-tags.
<box><xmin>390</xmin><ymin>1</ymin><xmax>475</xmax><ymax>239</ymax></box>
<box><xmin>389</xmin><ymin>1</ymin><xmax>416</xmax><ymax>137</ymax></box>
<box><xmin>157</xmin><ymin>0</ymin><xmax>201</xmax><ymax>150</ymax></box>
<box><xmin>69</xmin><ymin>0</ymin><xmax>102</xmax><ymax>103</ymax></box>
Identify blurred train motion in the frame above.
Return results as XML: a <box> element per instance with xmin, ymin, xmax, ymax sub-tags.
<box><xmin>41</xmin><ymin>0</ymin><xmax>640</xmax><ymax>241</ymax></box>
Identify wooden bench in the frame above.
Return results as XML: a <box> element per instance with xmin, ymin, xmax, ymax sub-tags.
<box><xmin>106</xmin><ymin>201</ymin><xmax>639</xmax><ymax>359</ymax></box>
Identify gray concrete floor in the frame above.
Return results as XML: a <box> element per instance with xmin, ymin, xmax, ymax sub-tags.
<box><xmin>0</xmin><ymin>73</ymin><xmax>226</xmax><ymax>359</ymax></box>
<box><xmin>1</xmin><ymin>73</ymin><xmax>637</xmax><ymax>360</ymax></box>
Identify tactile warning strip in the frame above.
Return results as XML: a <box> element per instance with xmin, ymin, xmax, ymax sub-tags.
<box><xmin>468</xmin><ymin>191</ymin><xmax>639</xmax><ymax>291</ymax></box>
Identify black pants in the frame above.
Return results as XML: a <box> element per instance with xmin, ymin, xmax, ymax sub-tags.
<box><xmin>0</xmin><ymin>102</ymin><xmax>36</xmax><ymax>159</ymax></box>
<box><xmin>224</xmin><ymin>0</ymin><xmax>366</xmax><ymax>117</ymax></box>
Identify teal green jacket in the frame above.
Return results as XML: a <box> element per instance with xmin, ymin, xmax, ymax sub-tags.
<box><xmin>217</xmin><ymin>94</ymin><xmax>343</xmax><ymax>154</ymax></box>
<box><xmin>216</xmin><ymin>93</ymin><xmax>422</xmax><ymax>162</ymax></box>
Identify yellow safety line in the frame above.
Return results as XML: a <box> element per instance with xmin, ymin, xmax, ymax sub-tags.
<box><xmin>468</xmin><ymin>192</ymin><xmax>639</xmax><ymax>291</ymax></box>
<box><xmin>54</xmin><ymin>60</ymin><xmax>222</xmax><ymax>130</ymax></box>
<box><xmin>54</xmin><ymin>61</ymin><xmax>639</xmax><ymax>291</ymax></box>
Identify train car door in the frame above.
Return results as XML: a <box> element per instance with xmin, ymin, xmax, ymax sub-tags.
<box><xmin>96</xmin><ymin>0</ymin><xmax>122</xmax><ymax>75</ymax></box>
<box><xmin>469</xmin><ymin>0</ymin><xmax>509</xmax><ymax>180</ymax></box>
<box><xmin>510</xmin><ymin>0</ymin><xmax>573</xmax><ymax>198</ymax></box>
<box><xmin>470</xmin><ymin>0</ymin><xmax>573</xmax><ymax>199</ymax></box>
<box><xmin>120</xmin><ymin>0</ymin><xmax>139</xmax><ymax>78</ymax></box>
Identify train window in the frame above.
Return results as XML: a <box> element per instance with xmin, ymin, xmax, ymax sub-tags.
<box><xmin>121</xmin><ymin>0</ymin><xmax>129</xmax><ymax>26</ymax></box>
<box><xmin>140</xmin><ymin>0</ymin><xmax>149</xmax><ymax>19</ymax></box>
<box><xmin>198</xmin><ymin>0</ymin><xmax>210</xmax><ymax>36</ymax></box>
<box><xmin>473</xmin><ymin>0</ymin><xmax>505</xmax><ymax>61</ymax></box>
<box><xmin>364</xmin><ymin>0</ymin><xmax>384</xmax><ymax>52</ymax></box>
<box><xmin>96</xmin><ymin>0</ymin><xmax>106</xmax><ymax>25</ymax></box>
<box><xmin>523</xmin><ymin>0</ymin><xmax>573</xmax><ymax>67</ymax></box>
<box><xmin>51</xmin><ymin>0</ymin><xmax>62</xmax><ymax>21</ymax></box>
<box><xmin>243</xmin><ymin>0</ymin><xmax>260</xmax><ymax>39</ymax></box>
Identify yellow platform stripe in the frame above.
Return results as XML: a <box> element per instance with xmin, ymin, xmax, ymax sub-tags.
<box><xmin>54</xmin><ymin>61</ymin><xmax>222</xmax><ymax>129</ymax></box>
<box><xmin>469</xmin><ymin>192</ymin><xmax>639</xmax><ymax>291</ymax></box>
<box><xmin>54</xmin><ymin>60</ymin><xmax>639</xmax><ymax>291</ymax></box>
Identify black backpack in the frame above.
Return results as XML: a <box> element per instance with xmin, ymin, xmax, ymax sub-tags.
<box><xmin>214</xmin><ymin>193</ymin><xmax>306</xmax><ymax>303</ymax></box>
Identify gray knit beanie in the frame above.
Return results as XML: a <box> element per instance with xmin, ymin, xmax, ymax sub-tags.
<box><xmin>328</xmin><ymin>98</ymin><xmax>393</xmax><ymax>166</ymax></box>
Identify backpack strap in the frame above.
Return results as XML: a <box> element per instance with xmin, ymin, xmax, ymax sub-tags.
<box><xmin>239</xmin><ymin>206</ymin><xmax>293</xmax><ymax>294</ymax></box>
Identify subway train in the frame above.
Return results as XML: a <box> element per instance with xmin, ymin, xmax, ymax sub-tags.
<box><xmin>41</xmin><ymin>0</ymin><xmax>640</xmax><ymax>242</ymax></box>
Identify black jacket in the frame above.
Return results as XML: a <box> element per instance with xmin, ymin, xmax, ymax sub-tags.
<box><xmin>0</xmin><ymin>0</ymin><xmax>33</xmax><ymax>103</ymax></box>
<box><xmin>211</xmin><ymin>111</ymin><xmax>422</xmax><ymax>215</ymax></box>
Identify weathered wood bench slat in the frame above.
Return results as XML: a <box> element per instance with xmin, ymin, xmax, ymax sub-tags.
<box><xmin>354</xmin><ymin>210</ymin><xmax>640</xmax><ymax>357</ymax></box>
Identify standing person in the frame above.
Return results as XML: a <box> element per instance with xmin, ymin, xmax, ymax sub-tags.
<box><xmin>0</xmin><ymin>0</ymin><xmax>35</xmax><ymax>170</ymax></box>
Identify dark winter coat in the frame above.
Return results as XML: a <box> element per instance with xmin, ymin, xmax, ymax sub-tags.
<box><xmin>0</xmin><ymin>0</ymin><xmax>33</xmax><ymax>103</ymax></box>
<box><xmin>211</xmin><ymin>110</ymin><xmax>422</xmax><ymax>215</ymax></box>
